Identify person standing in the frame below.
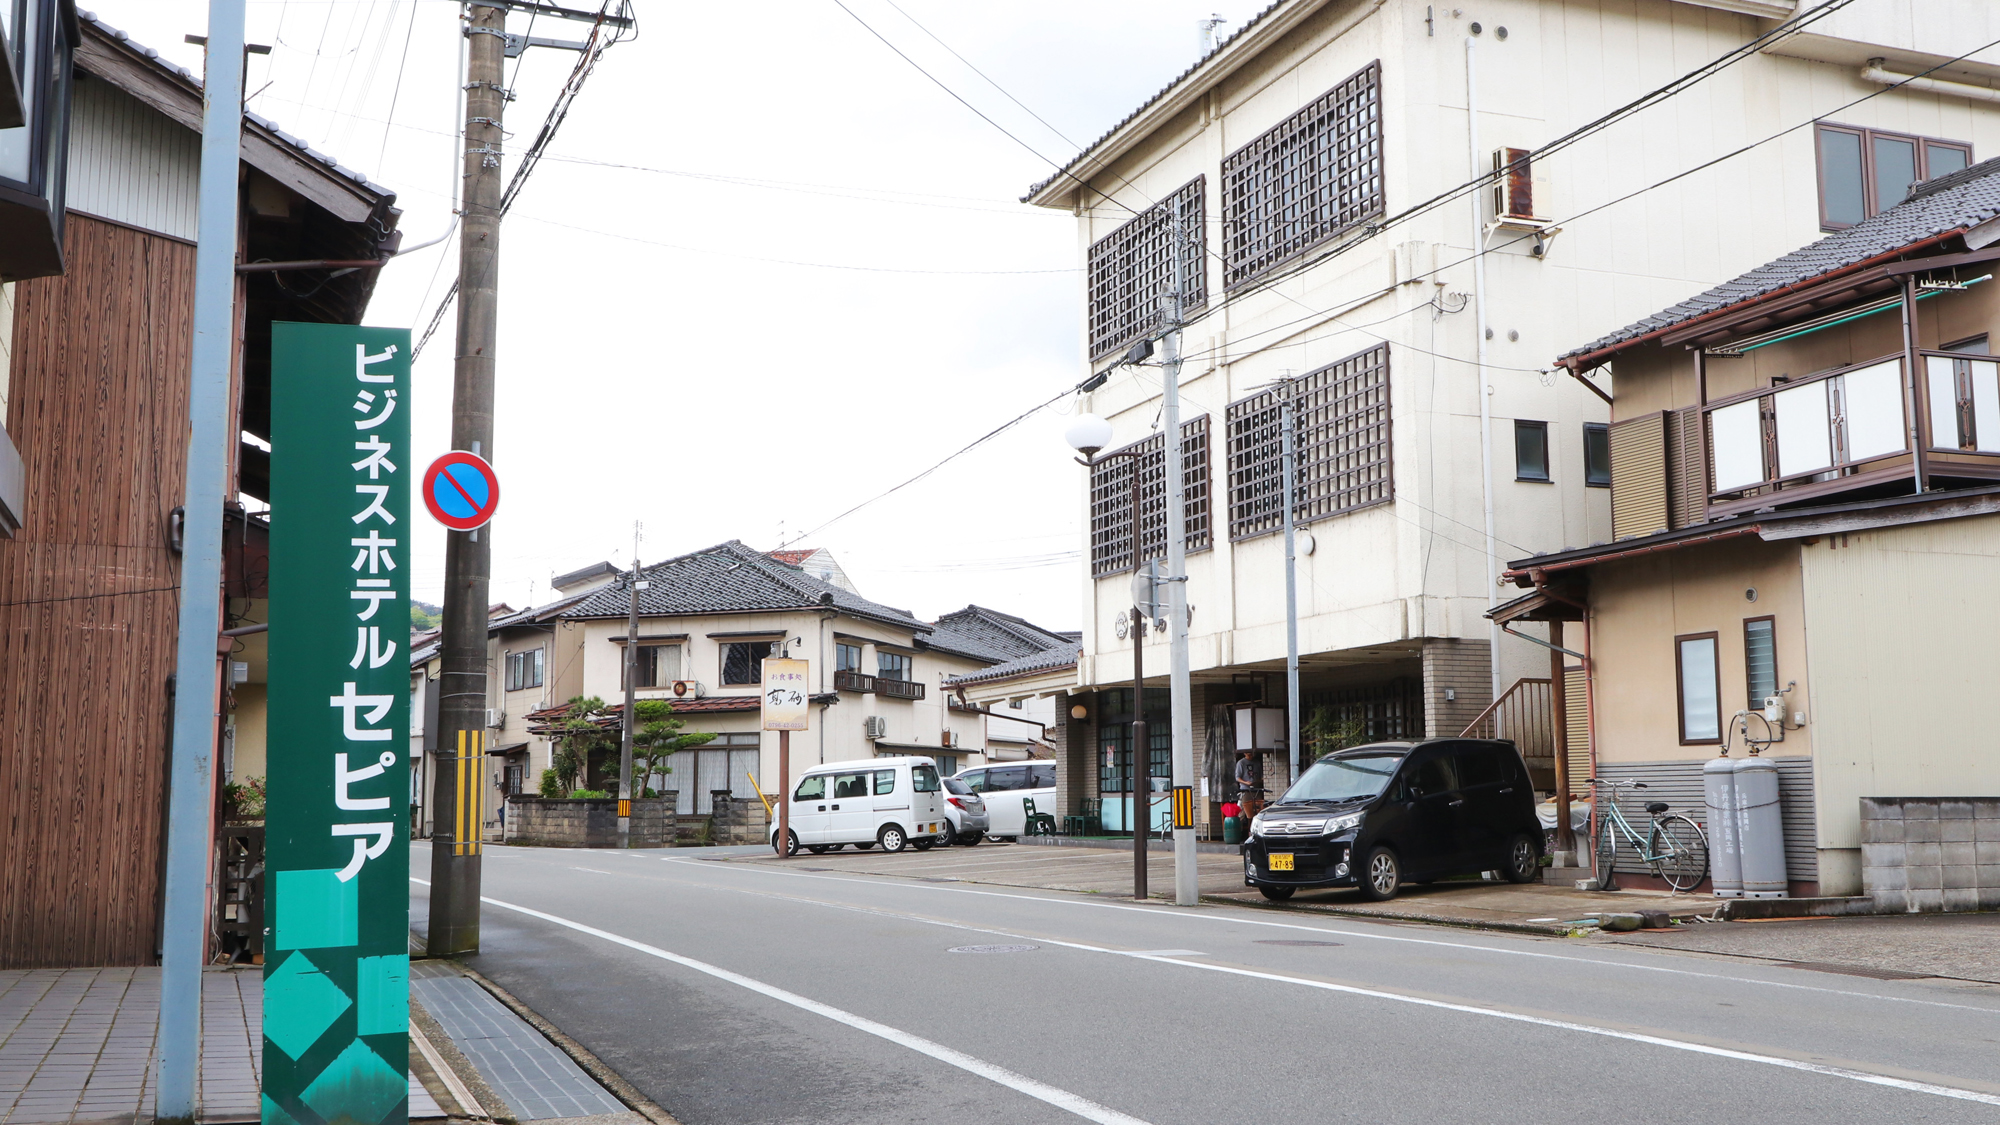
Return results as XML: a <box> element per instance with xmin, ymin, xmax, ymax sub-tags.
<box><xmin>1233</xmin><ymin>749</ymin><xmax>1263</xmax><ymax>818</ymax></box>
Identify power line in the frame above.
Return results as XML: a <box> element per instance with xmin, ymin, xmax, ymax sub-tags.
<box><xmin>773</xmin><ymin>378</ymin><xmax>1088</xmax><ymax>550</ymax></box>
<box><xmin>413</xmin><ymin>6</ymin><xmax>635</xmax><ymax>358</ymax></box>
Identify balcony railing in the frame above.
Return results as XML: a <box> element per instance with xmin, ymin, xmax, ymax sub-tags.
<box><xmin>1701</xmin><ymin>349</ymin><xmax>2000</xmax><ymax>518</ymax></box>
<box><xmin>877</xmin><ymin>677</ymin><xmax>926</xmax><ymax>701</ymax></box>
<box><xmin>833</xmin><ymin>670</ymin><xmax>875</xmax><ymax>694</ymax></box>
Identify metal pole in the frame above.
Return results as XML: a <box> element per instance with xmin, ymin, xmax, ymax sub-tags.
<box><xmin>158</xmin><ymin>6</ymin><xmax>246</xmax><ymax>1119</ymax></box>
<box><xmin>1466</xmin><ymin>35</ymin><xmax>1502</xmax><ymax>702</ymax></box>
<box><xmin>429</xmin><ymin>0</ymin><xmax>507</xmax><ymax>955</ymax></box>
<box><xmin>1130</xmin><ymin>456</ymin><xmax>1147</xmax><ymax>902</ymax></box>
<box><xmin>1161</xmin><ymin>216</ymin><xmax>1197</xmax><ymax>907</ymax></box>
<box><xmin>618</xmin><ymin>526</ymin><xmax>639</xmax><ymax>848</ymax></box>
<box><xmin>776</xmin><ymin>728</ymin><xmax>791</xmax><ymax>856</ymax></box>
<box><xmin>1281</xmin><ymin>380</ymin><xmax>1300</xmax><ymax>787</ymax></box>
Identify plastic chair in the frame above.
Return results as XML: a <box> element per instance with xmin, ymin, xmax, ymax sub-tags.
<box><xmin>1023</xmin><ymin>796</ymin><xmax>1058</xmax><ymax>836</ymax></box>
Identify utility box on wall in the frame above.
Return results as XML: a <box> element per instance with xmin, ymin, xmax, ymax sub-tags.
<box><xmin>1234</xmin><ymin>706</ymin><xmax>1285</xmax><ymax>752</ymax></box>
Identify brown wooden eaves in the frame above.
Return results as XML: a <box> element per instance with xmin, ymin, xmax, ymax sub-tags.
<box><xmin>75</xmin><ymin>28</ymin><xmax>384</xmax><ymax>224</ymax></box>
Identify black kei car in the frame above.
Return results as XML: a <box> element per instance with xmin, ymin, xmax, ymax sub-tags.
<box><xmin>1241</xmin><ymin>739</ymin><xmax>1544</xmax><ymax>902</ymax></box>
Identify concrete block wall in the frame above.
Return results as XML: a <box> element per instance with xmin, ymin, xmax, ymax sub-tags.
<box><xmin>504</xmin><ymin>795</ymin><xmax>675</xmax><ymax>848</ymax></box>
<box><xmin>1860</xmin><ymin>797</ymin><xmax>2000</xmax><ymax>913</ymax></box>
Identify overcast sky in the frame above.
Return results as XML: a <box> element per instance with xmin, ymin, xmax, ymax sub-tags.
<box><xmin>95</xmin><ymin>0</ymin><xmax>1249</xmax><ymax>628</ymax></box>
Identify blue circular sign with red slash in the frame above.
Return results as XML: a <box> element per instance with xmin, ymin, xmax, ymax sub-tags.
<box><xmin>422</xmin><ymin>450</ymin><xmax>501</xmax><ymax>531</ymax></box>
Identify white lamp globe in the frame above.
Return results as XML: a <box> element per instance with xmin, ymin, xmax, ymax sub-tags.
<box><xmin>1064</xmin><ymin>413</ymin><xmax>1114</xmax><ymax>457</ymax></box>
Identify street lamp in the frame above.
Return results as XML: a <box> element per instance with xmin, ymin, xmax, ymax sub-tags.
<box><xmin>1067</xmin><ymin>412</ymin><xmax>1155</xmax><ymax>901</ymax></box>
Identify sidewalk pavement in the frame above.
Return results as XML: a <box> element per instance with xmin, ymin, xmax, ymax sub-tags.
<box><xmin>728</xmin><ymin>839</ymin><xmax>1726</xmax><ymax>933</ymax></box>
<box><xmin>0</xmin><ymin>967</ymin><xmax>443</xmax><ymax>1125</ymax></box>
<box><xmin>722</xmin><ymin>840</ymin><xmax>2000</xmax><ymax>982</ymax></box>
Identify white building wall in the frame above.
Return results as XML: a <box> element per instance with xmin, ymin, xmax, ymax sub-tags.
<box><xmin>65</xmin><ymin>74</ymin><xmax>199</xmax><ymax>241</ymax></box>
<box><xmin>1067</xmin><ymin>0</ymin><xmax>2000</xmax><ymax>697</ymax></box>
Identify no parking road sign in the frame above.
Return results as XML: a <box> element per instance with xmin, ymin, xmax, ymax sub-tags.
<box><xmin>422</xmin><ymin>450</ymin><xmax>500</xmax><ymax>531</ymax></box>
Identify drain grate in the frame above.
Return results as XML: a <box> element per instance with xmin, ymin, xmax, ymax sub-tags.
<box><xmin>948</xmin><ymin>944</ymin><xmax>1039</xmax><ymax>954</ymax></box>
<box><xmin>1253</xmin><ymin>940</ymin><xmax>1344</xmax><ymax>947</ymax></box>
<box><xmin>1786</xmin><ymin>961</ymin><xmax>1932</xmax><ymax>980</ymax></box>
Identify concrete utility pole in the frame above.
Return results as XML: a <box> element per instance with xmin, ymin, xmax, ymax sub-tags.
<box><xmin>157</xmin><ymin>4</ymin><xmax>246</xmax><ymax>1119</ymax></box>
<box><xmin>618</xmin><ymin>524</ymin><xmax>640</xmax><ymax>847</ymax></box>
<box><xmin>1281</xmin><ymin>378</ymin><xmax>1301</xmax><ymax>787</ymax></box>
<box><xmin>429</xmin><ymin>0</ymin><xmax>508</xmax><ymax>955</ymax></box>
<box><xmin>1161</xmin><ymin>216</ymin><xmax>1197</xmax><ymax>908</ymax></box>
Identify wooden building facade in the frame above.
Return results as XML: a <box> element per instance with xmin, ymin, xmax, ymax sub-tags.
<box><xmin>0</xmin><ymin>13</ymin><xmax>399</xmax><ymax>967</ymax></box>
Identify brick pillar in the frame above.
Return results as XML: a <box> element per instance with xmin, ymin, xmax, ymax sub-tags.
<box><xmin>1422</xmin><ymin>637</ymin><xmax>1492</xmax><ymax>739</ymax></box>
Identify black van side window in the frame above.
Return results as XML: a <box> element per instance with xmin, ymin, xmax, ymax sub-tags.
<box><xmin>1454</xmin><ymin>749</ymin><xmax>1508</xmax><ymax>788</ymax></box>
<box><xmin>834</xmin><ymin>773</ymin><xmax>870</xmax><ymax>799</ymax></box>
<box><xmin>1030</xmin><ymin>763</ymin><xmax>1056</xmax><ymax>788</ymax></box>
<box><xmin>1402</xmin><ymin>758</ymin><xmax>1454</xmax><ymax>798</ymax></box>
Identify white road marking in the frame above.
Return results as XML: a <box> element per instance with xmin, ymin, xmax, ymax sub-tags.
<box><xmin>660</xmin><ymin>858</ymin><xmax>2000</xmax><ymax>1015</ymax></box>
<box><xmin>410</xmin><ymin>878</ymin><xmax>1155</xmax><ymax>1125</ymax></box>
<box><xmin>619</xmin><ymin>874</ymin><xmax>2000</xmax><ymax>1108</ymax></box>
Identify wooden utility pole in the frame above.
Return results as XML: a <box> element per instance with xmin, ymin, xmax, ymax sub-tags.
<box><xmin>428</xmin><ymin>0</ymin><xmax>508</xmax><ymax>955</ymax></box>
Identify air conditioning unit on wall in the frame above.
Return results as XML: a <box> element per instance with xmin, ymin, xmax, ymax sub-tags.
<box><xmin>941</xmin><ymin>730</ymin><xmax>959</xmax><ymax>748</ymax></box>
<box><xmin>486</xmin><ymin>708</ymin><xmax>501</xmax><ymax>730</ymax></box>
<box><xmin>668</xmin><ymin>679</ymin><xmax>706</xmax><ymax>699</ymax></box>
<box><xmin>864</xmin><ymin>716</ymin><xmax>888</xmax><ymax>740</ymax></box>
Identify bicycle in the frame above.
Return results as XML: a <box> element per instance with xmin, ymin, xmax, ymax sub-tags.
<box><xmin>1588</xmin><ymin>778</ymin><xmax>1709</xmax><ymax>893</ymax></box>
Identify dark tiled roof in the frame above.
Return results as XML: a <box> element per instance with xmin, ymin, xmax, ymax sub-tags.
<box><xmin>77</xmin><ymin>9</ymin><xmax>397</xmax><ymax>200</ymax></box>
<box><xmin>1562</xmin><ymin>156</ymin><xmax>2000</xmax><ymax>362</ymax></box>
<box><xmin>1021</xmin><ymin>1</ymin><xmax>1287</xmax><ymax>204</ymax></box>
<box><xmin>944</xmin><ymin>642</ymin><xmax>1081</xmax><ymax>687</ymax></box>
<box><xmin>560</xmin><ymin>540</ymin><xmax>928</xmax><ymax>633</ymax></box>
<box><xmin>926</xmin><ymin>605</ymin><xmax>1076</xmax><ymax>663</ymax></box>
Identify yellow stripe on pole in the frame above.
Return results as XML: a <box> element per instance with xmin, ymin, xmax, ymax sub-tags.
<box><xmin>454</xmin><ymin>729</ymin><xmax>468</xmax><ymax>855</ymax></box>
<box><xmin>1172</xmin><ymin>785</ymin><xmax>1195</xmax><ymax>830</ymax></box>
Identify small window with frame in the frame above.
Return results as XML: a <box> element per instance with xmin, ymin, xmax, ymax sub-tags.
<box><xmin>631</xmin><ymin>643</ymin><xmax>680</xmax><ymax>688</ymax></box>
<box><xmin>1514</xmin><ymin>420</ymin><xmax>1550</xmax><ymax>482</ymax></box>
<box><xmin>877</xmin><ymin>651</ymin><xmax>912</xmax><ymax>681</ymax></box>
<box><xmin>1584</xmin><ymin>422</ymin><xmax>1611</xmax><ymax>487</ymax></box>
<box><xmin>505</xmin><ymin>648</ymin><xmax>544</xmax><ymax>691</ymax></box>
<box><xmin>1743</xmin><ymin>617</ymin><xmax>1783</xmax><ymax>742</ymax></box>
<box><xmin>721</xmin><ymin>641</ymin><xmax>771</xmax><ymax>685</ymax></box>
<box><xmin>1816</xmin><ymin>123</ymin><xmax>1972</xmax><ymax>230</ymax></box>
<box><xmin>1676</xmin><ymin>633</ymin><xmax>1721</xmax><ymax>744</ymax></box>
<box><xmin>836</xmin><ymin>642</ymin><xmax>863</xmax><ymax>672</ymax></box>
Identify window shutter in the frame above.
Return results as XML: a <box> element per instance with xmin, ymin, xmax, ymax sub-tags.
<box><xmin>1563</xmin><ymin>666</ymin><xmax>1590</xmax><ymax>798</ymax></box>
<box><xmin>1667</xmin><ymin>406</ymin><xmax>1707</xmax><ymax>529</ymax></box>
<box><xmin>1608</xmin><ymin>413</ymin><xmax>1669</xmax><ymax>539</ymax></box>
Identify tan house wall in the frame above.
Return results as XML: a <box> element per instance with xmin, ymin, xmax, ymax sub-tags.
<box><xmin>1797</xmin><ymin>512</ymin><xmax>2000</xmax><ymax>893</ymax></box>
<box><xmin>1586</xmin><ymin>536</ymin><xmax>1814</xmax><ymax>766</ymax></box>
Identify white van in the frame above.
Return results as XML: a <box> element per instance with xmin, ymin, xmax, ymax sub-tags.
<box><xmin>953</xmin><ymin>761</ymin><xmax>1056</xmax><ymax>839</ymax></box>
<box><xmin>772</xmin><ymin>756</ymin><xmax>949</xmax><ymax>855</ymax></box>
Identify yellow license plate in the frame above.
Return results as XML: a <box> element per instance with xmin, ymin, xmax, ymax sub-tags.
<box><xmin>1268</xmin><ymin>853</ymin><xmax>1294</xmax><ymax>872</ymax></box>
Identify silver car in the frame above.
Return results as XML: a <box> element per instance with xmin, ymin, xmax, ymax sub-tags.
<box><xmin>940</xmin><ymin>776</ymin><xmax>988</xmax><ymax>845</ymax></box>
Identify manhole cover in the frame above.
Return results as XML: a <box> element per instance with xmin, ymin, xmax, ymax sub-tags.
<box><xmin>1253</xmin><ymin>940</ymin><xmax>1344</xmax><ymax>947</ymax></box>
<box><xmin>948</xmin><ymin>944</ymin><xmax>1039</xmax><ymax>954</ymax></box>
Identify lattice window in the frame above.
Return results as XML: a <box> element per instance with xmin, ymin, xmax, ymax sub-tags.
<box><xmin>1086</xmin><ymin>177</ymin><xmax>1207</xmax><ymax>360</ymax></box>
<box><xmin>1221</xmin><ymin>61</ymin><xmax>1384</xmax><ymax>288</ymax></box>
<box><xmin>1088</xmin><ymin>415</ymin><xmax>1212</xmax><ymax>576</ymax></box>
<box><xmin>1227</xmin><ymin>343</ymin><xmax>1392</xmax><ymax>540</ymax></box>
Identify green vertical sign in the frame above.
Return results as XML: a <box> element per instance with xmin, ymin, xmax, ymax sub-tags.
<box><xmin>265</xmin><ymin>323</ymin><xmax>411</xmax><ymax>1125</ymax></box>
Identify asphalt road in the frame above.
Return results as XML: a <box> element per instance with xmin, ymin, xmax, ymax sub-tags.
<box><xmin>411</xmin><ymin>842</ymin><xmax>2000</xmax><ymax>1125</ymax></box>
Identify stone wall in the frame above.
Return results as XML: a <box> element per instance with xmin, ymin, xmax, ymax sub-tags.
<box><xmin>711</xmin><ymin>793</ymin><xmax>770</xmax><ymax>846</ymax></box>
<box><xmin>504</xmin><ymin>795</ymin><xmax>676</xmax><ymax>848</ymax></box>
<box><xmin>1861</xmin><ymin>797</ymin><xmax>2000</xmax><ymax>913</ymax></box>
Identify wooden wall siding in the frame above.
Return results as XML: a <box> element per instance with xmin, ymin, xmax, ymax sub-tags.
<box><xmin>65</xmin><ymin>75</ymin><xmax>201</xmax><ymax>242</ymax></box>
<box><xmin>0</xmin><ymin>215</ymin><xmax>195</xmax><ymax>968</ymax></box>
